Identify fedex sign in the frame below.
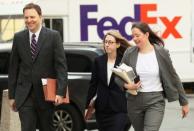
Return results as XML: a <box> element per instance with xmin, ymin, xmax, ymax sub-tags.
<box><xmin>80</xmin><ymin>4</ymin><xmax>182</xmax><ymax>41</ymax></box>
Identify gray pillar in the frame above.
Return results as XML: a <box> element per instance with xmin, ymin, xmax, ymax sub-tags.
<box><xmin>0</xmin><ymin>90</ymin><xmax>21</xmax><ymax>131</ymax></box>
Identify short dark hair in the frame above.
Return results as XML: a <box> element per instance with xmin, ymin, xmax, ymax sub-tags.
<box><xmin>23</xmin><ymin>3</ymin><xmax>42</xmax><ymax>16</ymax></box>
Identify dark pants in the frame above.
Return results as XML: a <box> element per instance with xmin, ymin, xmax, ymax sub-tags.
<box><xmin>96</xmin><ymin>112</ymin><xmax>129</xmax><ymax>131</ymax></box>
<box><xmin>127</xmin><ymin>92</ymin><xmax>165</xmax><ymax>131</ymax></box>
<box><xmin>18</xmin><ymin>91</ymin><xmax>54</xmax><ymax>131</ymax></box>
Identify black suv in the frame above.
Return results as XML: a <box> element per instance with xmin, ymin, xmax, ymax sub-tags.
<box><xmin>0</xmin><ymin>42</ymin><xmax>104</xmax><ymax>131</ymax></box>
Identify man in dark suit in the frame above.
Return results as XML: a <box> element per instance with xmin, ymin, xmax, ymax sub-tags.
<box><xmin>8</xmin><ymin>3</ymin><xmax>68</xmax><ymax>131</ymax></box>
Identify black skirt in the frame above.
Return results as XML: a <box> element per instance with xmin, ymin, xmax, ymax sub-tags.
<box><xmin>95</xmin><ymin>112</ymin><xmax>129</xmax><ymax>131</ymax></box>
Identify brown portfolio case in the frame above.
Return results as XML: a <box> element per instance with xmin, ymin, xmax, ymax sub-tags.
<box><xmin>43</xmin><ymin>78</ymin><xmax>69</xmax><ymax>103</ymax></box>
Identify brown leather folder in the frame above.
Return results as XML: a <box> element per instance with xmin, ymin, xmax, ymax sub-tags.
<box><xmin>43</xmin><ymin>78</ymin><xmax>69</xmax><ymax>103</ymax></box>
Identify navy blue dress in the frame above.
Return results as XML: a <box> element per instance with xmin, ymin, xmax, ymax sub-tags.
<box><xmin>86</xmin><ymin>54</ymin><xmax>130</xmax><ymax>131</ymax></box>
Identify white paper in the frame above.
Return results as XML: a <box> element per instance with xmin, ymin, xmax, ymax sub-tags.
<box><xmin>118</xmin><ymin>63</ymin><xmax>133</xmax><ymax>72</ymax></box>
<box><xmin>112</xmin><ymin>63</ymin><xmax>137</xmax><ymax>95</ymax></box>
<box><xmin>41</xmin><ymin>78</ymin><xmax>47</xmax><ymax>86</ymax></box>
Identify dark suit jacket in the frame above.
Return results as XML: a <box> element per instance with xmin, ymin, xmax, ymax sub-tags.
<box><xmin>115</xmin><ymin>44</ymin><xmax>188</xmax><ymax>106</ymax></box>
<box><xmin>8</xmin><ymin>27</ymin><xmax>68</xmax><ymax>109</ymax></box>
<box><xmin>86</xmin><ymin>54</ymin><xmax>127</xmax><ymax>113</ymax></box>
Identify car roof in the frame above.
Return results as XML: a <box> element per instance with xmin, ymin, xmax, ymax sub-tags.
<box><xmin>0</xmin><ymin>42</ymin><xmax>104</xmax><ymax>53</ymax></box>
<box><xmin>0</xmin><ymin>43</ymin><xmax>12</xmax><ymax>52</ymax></box>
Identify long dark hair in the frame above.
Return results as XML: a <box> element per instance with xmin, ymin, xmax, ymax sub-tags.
<box><xmin>131</xmin><ymin>22</ymin><xmax>164</xmax><ymax>46</ymax></box>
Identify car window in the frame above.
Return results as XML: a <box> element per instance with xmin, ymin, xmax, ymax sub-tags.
<box><xmin>66</xmin><ymin>53</ymin><xmax>92</xmax><ymax>73</ymax></box>
<box><xmin>0</xmin><ymin>50</ymin><xmax>94</xmax><ymax>74</ymax></box>
<box><xmin>0</xmin><ymin>53</ymin><xmax>10</xmax><ymax>74</ymax></box>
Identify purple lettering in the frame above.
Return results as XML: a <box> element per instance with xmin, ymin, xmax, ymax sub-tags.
<box><xmin>119</xmin><ymin>16</ymin><xmax>134</xmax><ymax>40</ymax></box>
<box><xmin>118</xmin><ymin>5</ymin><xmax>140</xmax><ymax>40</ymax></box>
<box><xmin>80</xmin><ymin>4</ymin><xmax>143</xmax><ymax>41</ymax></box>
<box><xmin>80</xmin><ymin>5</ymin><xmax>98</xmax><ymax>41</ymax></box>
<box><xmin>97</xmin><ymin>17</ymin><xmax>118</xmax><ymax>39</ymax></box>
<box><xmin>134</xmin><ymin>4</ymin><xmax>141</xmax><ymax>21</ymax></box>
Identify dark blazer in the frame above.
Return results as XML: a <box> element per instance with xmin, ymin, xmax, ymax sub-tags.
<box><xmin>8</xmin><ymin>27</ymin><xmax>68</xmax><ymax>109</ymax></box>
<box><xmin>86</xmin><ymin>54</ymin><xmax>127</xmax><ymax>113</ymax></box>
<box><xmin>115</xmin><ymin>44</ymin><xmax>188</xmax><ymax>106</ymax></box>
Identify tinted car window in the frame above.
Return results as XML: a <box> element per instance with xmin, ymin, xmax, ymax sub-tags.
<box><xmin>0</xmin><ymin>53</ymin><xmax>10</xmax><ymax>74</ymax></box>
<box><xmin>66</xmin><ymin>53</ymin><xmax>92</xmax><ymax>73</ymax></box>
<box><xmin>0</xmin><ymin>51</ymin><xmax>94</xmax><ymax>74</ymax></box>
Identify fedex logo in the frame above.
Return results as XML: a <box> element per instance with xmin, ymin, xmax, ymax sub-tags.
<box><xmin>80</xmin><ymin>4</ymin><xmax>182</xmax><ymax>41</ymax></box>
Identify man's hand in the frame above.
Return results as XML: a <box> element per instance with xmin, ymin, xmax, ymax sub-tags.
<box><xmin>54</xmin><ymin>95</ymin><xmax>64</xmax><ymax>106</ymax></box>
<box><xmin>9</xmin><ymin>99</ymin><xmax>17</xmax><ymax>112</ymax></box>
<box><xmin>182</xmin><ymin>104</ymin><xmax>189</xmax><ymax>118</ymax></box>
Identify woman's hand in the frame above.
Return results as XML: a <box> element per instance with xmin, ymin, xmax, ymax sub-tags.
<box><xmin>182</xmin><ymin>104</ymin><xmax>189</xmax><ymax>118</ymax></box>
<box><xmin>124</xmin><ymin>81</ymin><xmax>141</xmax><ymax>90</ymax></box>
<box><xmin>84</xmin><ymin>107</ymin><xmax>95</xmax><ymax>120</ymax></box>
<box><xmin>84</xmin><ymin>98</ymin><xmax>96</xmax><ymax>120</ymax></box>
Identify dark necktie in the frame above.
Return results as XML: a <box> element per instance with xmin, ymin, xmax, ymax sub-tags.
<box><xmin>31</xmin><ymin>34</ymin><xmax>37</xmax><ymax>60</ymax></box>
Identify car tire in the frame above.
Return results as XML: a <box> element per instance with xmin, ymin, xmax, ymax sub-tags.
<box><xmin>52</xmin><ymin>104</ymin><xmax>84</xmax><ymax>131</ymax></box>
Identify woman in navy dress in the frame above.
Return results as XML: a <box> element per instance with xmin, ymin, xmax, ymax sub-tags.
<box><xmin>85</xmin><ymin>30</ymin><xmax>132</xmax><ymax>131</ymax></box>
